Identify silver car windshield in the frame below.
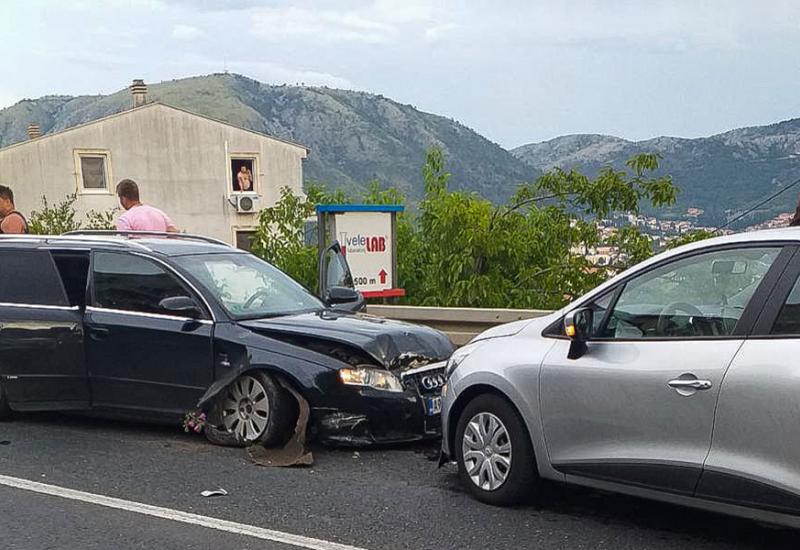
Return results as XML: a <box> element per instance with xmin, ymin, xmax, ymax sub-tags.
<box><xmin>175</xmin><ymin>253</ymin><xmax>324</xmax><ymax>319</ymax></box>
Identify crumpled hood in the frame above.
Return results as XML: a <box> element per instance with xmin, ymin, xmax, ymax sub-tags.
<box><xmin>240</xmin><ymin>310</ymin><xmax>455</xmax><ymax>370</ymax></box>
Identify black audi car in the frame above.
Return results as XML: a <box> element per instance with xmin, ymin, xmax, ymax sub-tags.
<box><xmin>0</xmin><ymin>232</ymin><xmax>453</xmax><ymax>446</ymax></box>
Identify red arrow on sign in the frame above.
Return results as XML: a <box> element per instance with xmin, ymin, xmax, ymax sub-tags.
<box><xmin>378</xmin><ymin>269</ymin><xmax>388</xmax><ymax>284</ymax></box>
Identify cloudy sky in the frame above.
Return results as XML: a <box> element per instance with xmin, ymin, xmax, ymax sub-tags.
<box><xmin>1</xmin><ymin>0</ymin><xmax>800</xmax><ymax>148</ymax></box>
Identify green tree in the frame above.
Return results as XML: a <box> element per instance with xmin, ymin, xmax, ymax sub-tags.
<box><xmin>249</xmin><ymin>148</ymin><xmax>679</xmax><ymax>310</ymax></box>
<box><xmin>28</xmin><ymin>194</ymin><xmax>118</xmax><ymax>235</ymax></box>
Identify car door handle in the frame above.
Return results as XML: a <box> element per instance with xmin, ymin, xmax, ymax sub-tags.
<box><xmin>88</xmin><ymin>327</ymin><xmax>110</xmax><ymax>341</ymax></box>
<box><xmin>668</xmin><ymin>379</ymin><xmax>712</xmax><ymax>390</ymax></box>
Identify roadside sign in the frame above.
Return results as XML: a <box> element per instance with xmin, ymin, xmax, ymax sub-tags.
<box><xmin>316</xmin><ymin>204</ymin><xmax>405</xmax><ymax>298</ymax></box>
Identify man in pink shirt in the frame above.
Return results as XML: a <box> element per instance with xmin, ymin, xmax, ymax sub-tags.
<box><xmin>115</xmin><ymin>179</ymin><xmax>178</xmax><ymax>233</ymax></box>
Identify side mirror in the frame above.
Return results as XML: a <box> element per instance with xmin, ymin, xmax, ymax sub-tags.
<box><xmin>325</xmin><ymin>286</ymin><xmax>366</xmax><ymax>312</ymax></box>
<box><xmin>159</xmin><ymin>296</ymin><xmax>202</xmax><ymax>318</ymax></box>
<box><xmin>564</xmin><ymin>307</ymin><xmax>593</xmax><ymax>360</ymax></box>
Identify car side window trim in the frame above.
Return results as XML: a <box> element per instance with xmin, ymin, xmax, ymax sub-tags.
<box><xmin>88</xmin><ymin>250</ymin><xmax>214</xmax><ymax>322</ymax></box>
<box><xmin>85</xmin><ymin>305</ymin><xmax>213</xmax><ymax>324</ymax></box>
<box><xmin>750</xmin><ymin>246</ymin><xmax>800</xmax><ymax>337</ymax></box>
<box><xmin>0</xmin><ymin>302</ymin><xmax>79</xmax><ymax>311</ymax></box>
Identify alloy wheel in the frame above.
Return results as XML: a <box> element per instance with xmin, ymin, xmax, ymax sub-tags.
<box><xmin>221</xmin><ymin>375</ymin><xmax>270</xmax><ymax>442</ymax></box>
<box><xmin>462</xmin><ymin>412</ymin><xmax>512</xmax><ymax>491</ymax></box>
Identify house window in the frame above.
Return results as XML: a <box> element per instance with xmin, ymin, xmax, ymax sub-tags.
<box><xmin>231</xmin><ymin>156</ymin><xmax>257</xmax><ymax>193</ymax></box>
<box><xmin>75</xmin><ymin>150</ymin><xmax>111</xmax><ymax>193</ymax></box>
<box><xmin>235</xmin><ymin>230</ymin><xmax>256</xmax><ymax>251</ymax></box>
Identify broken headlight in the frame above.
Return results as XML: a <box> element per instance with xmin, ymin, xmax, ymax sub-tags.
<box><xmin>339</xmin><ymin>367</ymin><xmax>403</xmax><ymax>392</ymax></box>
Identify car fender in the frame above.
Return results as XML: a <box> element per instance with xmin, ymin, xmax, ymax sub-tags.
<box><xmin>447</xmin><ymin>334</ymin><xmax>563</xmax><ymax>481</ymax></box>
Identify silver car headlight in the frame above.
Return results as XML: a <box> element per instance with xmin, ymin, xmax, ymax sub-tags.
<box><xmin>445</xmin><ymin>342</ymin><xmax>484</xmax><ymax>378</ymax></box>
<box><xmin>339</xmin><ymin>366</ymin><xmax>404</xmax><ymax>392</ymax></box>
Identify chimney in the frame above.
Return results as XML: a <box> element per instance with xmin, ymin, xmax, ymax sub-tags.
<box><xmin>130</xmin><ymin>79</ymin><xmax>147</xmax><ymax>108</ymax></box>
<box><xmin>27</xmin><ymin>123</ymin><xmax>42</xmax><ymax>140</ymax></box>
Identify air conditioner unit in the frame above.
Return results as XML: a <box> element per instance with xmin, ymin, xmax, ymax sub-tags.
<box><xmin>233</xmin><ymin>194</ymin><xmax>260</xmax><ymax>214</ymax></box>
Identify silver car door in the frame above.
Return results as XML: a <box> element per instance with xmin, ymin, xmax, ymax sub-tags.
<box><xmin>697</xmin><ymin>246</ymin><xmax>800</xmax><ymax>513</ymax></box>
<box><xmin>540</xmin><ymin>245</ymin><xmax>788</xmax><ymax>495</ymax></box>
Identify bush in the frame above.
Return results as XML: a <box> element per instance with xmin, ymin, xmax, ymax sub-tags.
<box><xmin>28</xmin><ymin>194</ymin><xmax>118</xmax><ymax>235</ymax></box>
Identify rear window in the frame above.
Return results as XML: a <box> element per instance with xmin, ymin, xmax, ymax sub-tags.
<box><xmin>0</xmin><ymin>249</ymin><xmax>69</xmax><ymax>306</ymax></box>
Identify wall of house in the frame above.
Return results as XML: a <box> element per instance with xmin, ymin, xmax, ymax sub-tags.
<box><xmin>0</xmin><ymin>104</ymin><xmax>307</xmax><ymax>244</ymax></box>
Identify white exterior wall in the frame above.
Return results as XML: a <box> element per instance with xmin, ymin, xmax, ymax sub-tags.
<box><xmin>0</xmin><ymin>104</ymin><xmax>307</xmax><ymax>244</ymax></box>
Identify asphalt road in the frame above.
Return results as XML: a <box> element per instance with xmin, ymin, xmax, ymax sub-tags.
<box><xmin>0</xmin><ymin>412</ymin><xmax>796</xmax><ymax>550</ymax></box>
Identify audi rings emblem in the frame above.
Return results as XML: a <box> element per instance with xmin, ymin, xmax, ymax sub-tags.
<box><xmin>421</xmin><ymin>373</ymin><xmax>446</xmax><ymax>390</ymax></box>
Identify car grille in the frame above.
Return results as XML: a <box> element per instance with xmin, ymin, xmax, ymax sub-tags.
<box><xmin>400</xmin><ymin>361</ymin><xmax>447</xmax><ymax>396</ymax></box>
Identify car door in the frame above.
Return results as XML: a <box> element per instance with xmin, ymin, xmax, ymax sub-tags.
<box><xmin>84</xmin><ymin>250</ymin><xmax>214</xmax><ymax>415</ymax></box>
<box><xmin>540</xmin><ymin>244</ymin><xmax>789</xmax><ymax>495</ymax></box>
<box><xmin>0</xmin><ymin>247</ymin><xmax>89</xmax><ymax>409</ymax></box>
<box><xmin>697</xmin><ymin>247</ymin><xmax>800</xmax><ymax>514</ymax></box>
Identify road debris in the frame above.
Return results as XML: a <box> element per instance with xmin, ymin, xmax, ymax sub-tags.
<box><xmin>246</xmin><ymin>379</ymin><xmax>314</xmax><ymax>467</ymax></box>
<box><xmin>200</xmin><ymin>488</ymin><xmax>228</xmax><ymax>498</ymax></box>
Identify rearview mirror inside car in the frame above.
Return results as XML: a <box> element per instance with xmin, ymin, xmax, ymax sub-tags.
<box><xmin>712</xmin><ymin>259</ymin><xmax>747</xmax><ymax>275</ymax></box>
<box><xmin>158</xmin><ymin>296</ymin><xmax>202</xmax><ymax>318</ymax></box>
<box><xmin>564</xmin><ymin>307</ymin><xmax>593</xmax><ymax>360</ymax></box>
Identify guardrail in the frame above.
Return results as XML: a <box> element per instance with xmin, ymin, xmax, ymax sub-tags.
<box><xmin>366</xmin><ymin>305</ymin><xmax>552</xmax><ymax>345</ymax></box>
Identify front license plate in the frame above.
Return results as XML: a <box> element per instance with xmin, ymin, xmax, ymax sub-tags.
<box><xmin>426</xmin><ymin>396</ymin><xmax>442</xmax><ymax>416</ymax></box>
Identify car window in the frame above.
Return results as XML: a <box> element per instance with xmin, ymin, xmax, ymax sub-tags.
<box><xmin>322</xmin><ymin>245</ymin><xmax>353</xmax><ymax>291</ymax></box>
<box><xmin>600</xmin><ymin>247</ymin><xmax>780</xmax><ymax>339</ymax></box>
<box><xmin>0</xmin><ymin>250</ymin><xmax>68</xmax><ymax>306</ymax></box>
<box><xmin>174</xmin><ymin>253</ymin><xmax>324</xmax><ymax>319</ymax></box>
<box><xmin>92</xmin><ymin>252</ymin><xmax>195</xmax><ymax>316</ymax></box>
<box><xmin>771</xmin><ymin>274</ymin><xmax>800</xmax><ymax>335</ymax></box>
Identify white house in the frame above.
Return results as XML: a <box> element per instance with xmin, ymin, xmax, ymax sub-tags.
<box><xmin>0</xmin><ymin>81</ymin><xmax>309</xmax><ymax>247</ymax></box>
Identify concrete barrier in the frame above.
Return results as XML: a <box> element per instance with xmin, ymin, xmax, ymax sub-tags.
<box><xmin>366</xmin><ymin>305</ymin><xmax>552</xmax><ymax>345</ymax></box>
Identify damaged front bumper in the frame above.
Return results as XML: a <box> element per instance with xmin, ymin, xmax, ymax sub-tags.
<box><xmin>314</xmin><ymin>361</ymin><xmax>447</xmax><ymax>446</ymax></box>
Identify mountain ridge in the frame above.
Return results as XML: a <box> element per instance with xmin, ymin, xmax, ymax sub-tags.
<box><xmin>512</xmin><ymin>121</ymin><xmax>800</xmax><ymax>225</ymax></box>
<box><xmin>0</xmin><ymin>73</ymin><xmax>537</xmax><ymax>203</ymax></box>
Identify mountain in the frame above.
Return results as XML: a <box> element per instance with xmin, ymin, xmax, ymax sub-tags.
<box><xmin>0</xmin><ymin>73</ymin><xmax>537</xmax><ymax>203</ymax></box>
<box><xmin>512</xmin><ymin>124</ymin><xmax>800</xmax><ymax>226</ymax></box>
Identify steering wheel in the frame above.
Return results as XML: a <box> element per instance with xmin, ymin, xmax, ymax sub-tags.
<box><xmin>243</xmin><ymin>289</ymin><xmax>272</xmax><ymax>309</ymax></box>
<box><xmin>656</xmin><ymin>302</ymin><xmax>704</xmax><ymax>336</ymax></box>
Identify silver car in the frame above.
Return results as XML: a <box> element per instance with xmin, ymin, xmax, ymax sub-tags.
<box><xmin>440</xmin><ymin>228</ymin><xmax>800</xmax><ymax>528</ymax></box>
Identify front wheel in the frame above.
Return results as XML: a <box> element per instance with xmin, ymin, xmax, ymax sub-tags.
<box><xmin>204</xmin><ymin>371</ymin><xmax>294</xmax><ymax>447</ymax></box>
<box><xmin>455</xmin><ymin>393</ymin><xmax>538</xmax><ymax>505</ymax></box>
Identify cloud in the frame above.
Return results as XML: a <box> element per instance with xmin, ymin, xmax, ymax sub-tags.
<box><xmin>250</xmin><ymin>6</ymin><xmax>393</xmax><ymax>43</ymax></box>
<box><xmin>171</xmin><ymin>24</ymin><xmax>204</xmax><ymax>40</ymax></box>
<box><xmin>425</xmin><ymin>23</ymin><xmax>460</xmax><ymax>43</ymax></box>
<box><xmin>247</xmin><ymin>1</ymin><xmax>447</xmax><ymax>44</ymax></box>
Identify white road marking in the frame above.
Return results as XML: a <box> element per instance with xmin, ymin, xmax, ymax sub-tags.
<box><xmin>0</xmin><ymin>474</ymin><xmax>367</xmax><ymax>550</ymax></box>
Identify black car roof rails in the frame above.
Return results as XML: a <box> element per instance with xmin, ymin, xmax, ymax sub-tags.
<box><xmin>61</xmin><ymin>230</ymin><xmax>232</xmax><ymax>247</ymax></box>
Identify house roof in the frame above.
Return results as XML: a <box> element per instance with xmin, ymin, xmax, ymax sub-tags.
<box><xmin>0</xmin><ymin>101</ymin><xmax>310</xmax><ymax>154</ymax></box>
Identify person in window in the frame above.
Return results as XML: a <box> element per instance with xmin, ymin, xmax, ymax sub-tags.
<box><xmin>0</xmin><ymin>185</ymin><xmax>29</xmax><ymax>234</ymax></box>
<box><xmin>115</xmin><ymin>179</ymin><xmax>178</xmax><ymax>233</ymax></box>
<box><xmin>237</xmin><ymin>165</ymin><xmax>253</xmax><ymax>192</ymax></box>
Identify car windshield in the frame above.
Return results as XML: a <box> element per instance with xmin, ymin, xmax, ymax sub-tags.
<box><xmin>175</xmin><ymin>253</ymin><xmax>324</xmax><ymax>319</ymax></box>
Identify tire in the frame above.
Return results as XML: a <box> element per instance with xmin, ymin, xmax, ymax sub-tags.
<box><xmin>204</xmin><ymin>371</ymin><xmax>295</xmax><ymax>448</ymax></box>
<box><xmin>0</xmin><ymin>380</ymin><xmax>11</xmax><ymax>421</ymax></box>
<box><xmin>454</xmin><ymin>393</ymin><xmax>538</xmax><ymax>506</ymax></box>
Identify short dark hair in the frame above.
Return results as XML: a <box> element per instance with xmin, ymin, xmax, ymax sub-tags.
<box><xmin>0</xmin><ymin>185</ymin><xmax>14</xmax><ymax>204</ymax></box>
<box><xmin>116</xmin><ymin>179</ymin><xmax>140</xmax><ymax>201</ymax></box>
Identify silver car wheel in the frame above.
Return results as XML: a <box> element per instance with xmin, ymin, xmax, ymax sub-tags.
<box><xmin>221</xmin><ymin>375</ymin><xmax>270</xmax><ymax>442</ymax></box>
<box><xmin>462</xmin><ymin>412</ymin><xmax>512</xmax><ymax>491</ymax></box>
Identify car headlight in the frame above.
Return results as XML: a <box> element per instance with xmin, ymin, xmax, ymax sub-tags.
<box><xmin>339</xmin><ymin>367</ymin><xmax>404</xmax><ymax>392</ymax></box>
<box><xmin>445</xmin><ymin>342</ymin><xmax>484</xmax><ymax>378</ymax></box>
